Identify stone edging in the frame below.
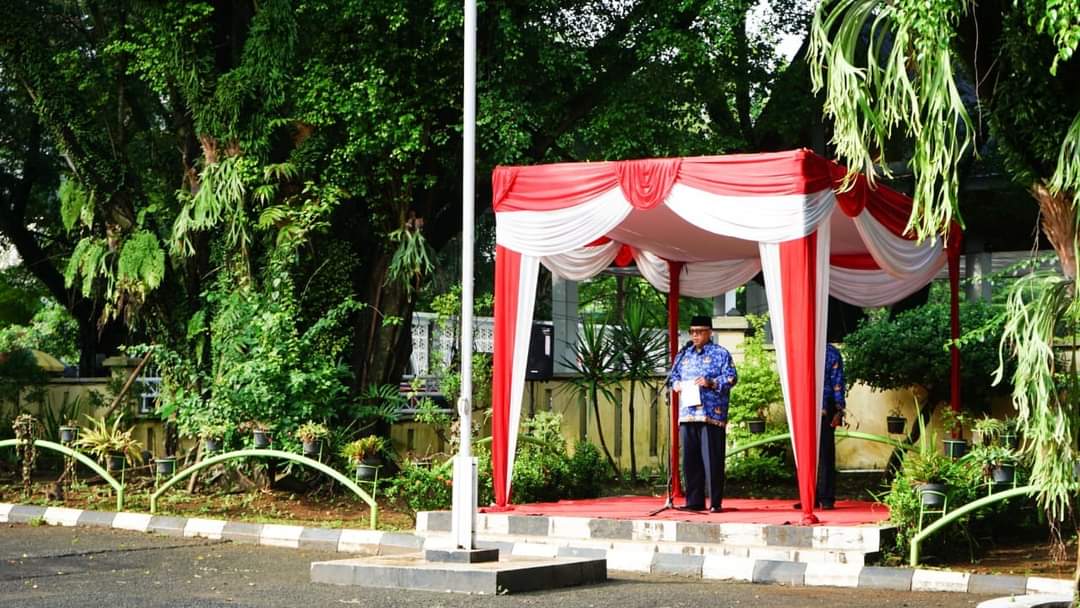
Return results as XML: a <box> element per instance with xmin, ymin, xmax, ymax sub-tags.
<box><xmin>1</xmin><ymin>502</ymin><xmax>1073</xmax><ymax>597</ymax></box>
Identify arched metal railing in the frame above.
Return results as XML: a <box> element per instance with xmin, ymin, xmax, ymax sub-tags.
<box><xmin>0</xmin><ymin>439</ymin><xmax>126</xmax><ymax>510</ymax></box>
<box><xmin>727</xmin><ymin>429</ymin><xmax>912</xmax><ymax>457</ymax></box>
<box><xmin>148</xmin><ymin>449</ymin><xmax>378</xmax><ymax>528</ymax></box>
<box><xmin>908</xmin><ymin>485</ymin><xmax>1039</xmax><ymax>566</ymax></box>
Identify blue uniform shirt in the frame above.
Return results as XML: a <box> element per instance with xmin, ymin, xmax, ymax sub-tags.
<box><xmin>823</xmin><ymin>344</ymin><xmax>846</xmax><ymax>416</ymax></box>
<box><xmin>670</xmin><ymin>342</ymin><xmax>738</xmax><ymax>426</ymax></box>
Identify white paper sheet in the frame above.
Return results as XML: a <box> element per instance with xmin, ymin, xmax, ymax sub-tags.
<box><xmin>679</xmin><ymin>380</ymin><xmax>701</xmax><ymax>407</ymax></box>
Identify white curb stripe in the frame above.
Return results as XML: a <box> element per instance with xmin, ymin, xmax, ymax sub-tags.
<box><xmin>1027</xmin><ymin>576</ymin><xmax>1075</xmax><ymax>596</ymax></box>
<box><xmin>702</xmin><ymin>555</ymin><xmax>756</xmax><ymax>582</ymax></box>
<box><xmin>183</xmin><ymin>518</ymin><xmax>226</xmax><ymax>540</ymax></box>
<box><xmin>605</xmin><ymin>543</ymin><xmax>655</xmax><ymax>573</ymax></box>
<box><xmin>112</xmin><ymin>512</ymin><xmax>152</xmax><ymax>532</ymax></box>
<box><xmin>511</xmin><ymin>542</ymin><xmax>559</xmax><ymax>558</ymax></box>
<box><xmin>804</xmin><ymin>563</ymin><xmax>863</xmax><ymax>587</ymax></box>
<box><xmin>338</xmin><ymin>529</ymin><xmax>385</xmax><ymax>553</ymax></box>
<box><xmin>0</xmin><ymin>503</ymin><xmax>14</xmax><ymax>523</ymax></box>
<box><xmin>259</xmin><ymin>524</ymin><xmax>305</xmax><ymax>548</ymax></box>
<box><xmin>43</xmin><ymin>507</ymin><xmax>82</xmax><ymax>527</ymax></box>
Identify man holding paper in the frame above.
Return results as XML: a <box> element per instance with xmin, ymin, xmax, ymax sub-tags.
<box><xmin>670</xmin><ymin>315</ymin><xmax>738</xmax><ymax>513</ymax></box>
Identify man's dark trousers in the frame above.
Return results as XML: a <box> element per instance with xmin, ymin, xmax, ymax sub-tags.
<box><xmin>681</xmin><ymin>422</ymin><xmax>727</xmax><ymax>509</ymax></box>
<box><xmin>817</xmin><ymin>417</ymin><xmax>836</xmax><ymax>507</ymax></box>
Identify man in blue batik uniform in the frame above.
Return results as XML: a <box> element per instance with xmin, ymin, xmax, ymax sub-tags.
<box><xmin>795</xmin><ymin>343</ymin><xmax>846</xmax><ymax>510</ymax></box>
<box><xmin>670</xmin><ymin>315</ymin><xmax>738</xmax><ymax>513</ymax></box>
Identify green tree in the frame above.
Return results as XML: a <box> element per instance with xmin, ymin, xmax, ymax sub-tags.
<box><xmin>562</xmin><ymin>317</ymin><xmax>622</xmax><ymax>480</ymax></box>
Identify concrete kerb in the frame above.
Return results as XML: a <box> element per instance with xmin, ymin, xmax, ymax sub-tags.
<box><xmin>0</xmin><ymin>501</ymin><xmax>1075</xmax><ymax>600</ymax></box>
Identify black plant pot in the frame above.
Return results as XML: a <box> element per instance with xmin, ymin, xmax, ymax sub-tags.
<box><xmin>253</xmin><ymin>430</ymin><xmax>271</xmax><ymax>449</ymax></box>
<box><xmin>59</xmin><ymin>426</ymin><xmax>78</xmax><ymax>443</ymax></box>
<box><xmin>747</xmin><ymin>419</ymin><xmax>766</xmax><ymax>434</ymax></box>
<box><xmin>204</xmin><ymin>438</ymin><xmax>222</xmax><ymax>454</ymax></box>
<box><xmin>302</xmin><ymin>439</ymin><xmax>321</xmax><ymax>457</ymax></box>
<box><xmin>886</xmin><ymin>416</ymin><xmax>906</xmax><ymax>435</ymax></box>
<box><xmin>919</xmin><ymin>482</ymin><xmax>947</xmax><ymax>507</ymax></box>
<box><xmin>355</xmin><ymin>461</ymin><xmax>378</xmax><ymax>481</ymax></box>
<box><xmin>107</xmin><ymin>453</ymin><xmax>126</xmax><ymax>472</ymax></box>
<box><xmin>943</xmin><ymin>439</ymin><xmax>967</xmax><ymax>459</ymax></box>
<box><xmin>156</xmin><ymin>457</ymin><xmax>177</xmax><ymax>477</ymax></box>
<box><xmin>991</xmin><ymin>463</ymin><xmax>1015</xmax><ymax>485</ymax></box>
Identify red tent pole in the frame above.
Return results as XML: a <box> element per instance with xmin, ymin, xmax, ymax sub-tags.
<box><xmin>667</xmin><ymin>260</ymin><xmax>684</xmax><ymax>499</ymax></box>
<box><xmin>948</xmin><ymin>230</ymin><xmax>963</xmax><ymax>436</ymax></box>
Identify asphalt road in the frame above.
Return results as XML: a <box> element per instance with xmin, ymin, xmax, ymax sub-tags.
<box><xmin>0</xmin><ymin>524</ymin><xmax>995</xmax><ymax>608</ymax></box>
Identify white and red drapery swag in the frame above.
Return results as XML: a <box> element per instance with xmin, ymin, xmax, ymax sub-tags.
<box><xmin>490</xmin><ymin>149</ymin><xmax>960</xmax><ymax>524</ymax></box>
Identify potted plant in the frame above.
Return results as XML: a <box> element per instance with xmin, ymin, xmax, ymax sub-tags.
<box><xmin>156</xmin><ymin>455</ymin><xmax>177</xmax><ymax>477</ymax></box>
<box><xmin>968</xmin><ymin>444</ymin><xmax>1018</xmax><ymax>485</ymax></box>
<box><xmin>59</xmin><ymin>422</ymin><xmax>79</xmax><ymax>444</ymax></box>
<box><xmin>1001</xmin><ymin>417</ymin><xmax>1021</xmax><ymax>450</ymax></box>
<box><xmin>296</xmin><ymin>421</ymin><xmax>329</xmax><ymax>457</ymax></box>
<box><xmin>972</xmin><ymin>416</ymin><xmax>1005</xmax><ymax>447</ymax></box>
<box><xmin>341</xmin><ymin>435</ymin><xmax>386</xmax><ymax>480</ymax></box>
<box><xmin>905</xmin><ymin>416</ymin><xmax>951</xmax><ymax>506</ymax></box>
<box><xmin>886</xmin><ymin>406</ymin><xmax>907</xmax><ymax>435</ymax></box>
<box><xmin>241</xmin><ymin>421</ymin><xmax>272</xmax><ymax>448</ymax></box>
<box><xmin>198</xmin><ymin>423</ymin><xmax>229</xmax><ymax>454</ymax></box>
<box><xmin>940</xmin><ymin>409</ymin><xmax>969</xmax><ymax>458</ymax></box>
<box><xmin>746</xmin><ymin>411</ymin><xmax>767</xmax><ymax>434</ymax></box>
<box><xmin>73</xmin><ymin>415</ymin><xmax>143</xmax><ymax>473</ymax></box>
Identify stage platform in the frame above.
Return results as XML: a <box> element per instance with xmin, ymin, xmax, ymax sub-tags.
<box><xmin>479</xmin><ymin>495</ymin><xmax>890</xmax><ymax>527</ymax></box>
<box><xmin>417</xmin><ymin>496</ymin><xmax>894</xmax><ymax>569</ymax></box>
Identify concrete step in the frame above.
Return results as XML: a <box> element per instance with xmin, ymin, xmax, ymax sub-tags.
<box><xmin>416</xmin><ymin>511</ymin><xmax>894</xmax><ymax>571</ymax></box>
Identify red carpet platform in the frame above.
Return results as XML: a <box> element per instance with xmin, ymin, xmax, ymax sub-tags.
<box><xmin>483</xmin><ymin>495</ymin><xmax>889</xmax><ymax>526</ymax></box>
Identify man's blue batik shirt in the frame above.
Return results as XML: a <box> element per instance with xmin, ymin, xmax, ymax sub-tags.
<box><xmin>822</xmin><ymin>343</ymin><xmax>846</xmax><ymax>416</ymax></box>
<box><xmin>670</xmin><ymin>342</ymin><xmax>738</xmax><ymax>426</ymax></box>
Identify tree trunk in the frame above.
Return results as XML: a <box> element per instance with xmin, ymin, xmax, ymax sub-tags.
<box><xmin>1031</xmin><ymin>183</ymin><xmax>1077</xmax><ymax>280</ymax></box>
<box><xmin>590</xmin><ymin>382</ymin><xmax>621</xmax><ymax>481</ymax></box>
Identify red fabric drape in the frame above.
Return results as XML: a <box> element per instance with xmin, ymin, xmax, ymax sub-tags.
<box><xmin>679</xmin><ymin>149</ymin><xmax>835</xmax><ymax>195</ymax></box>
<box><xmin>615</xmin><ymin>158</ymin><xmax>682</xmax><ymax>210</ymax></box>
<box><xmin>830</xmin><ymin>253</ymin><xmax>880</xmax><ymax>270</ymax></box>
<box><xmin>948</xmin><ymin>231</ymin><xmax>963</xmax><ymax>427</ymax></box>
<box><xmin>492</xmin><ymin>245</ymin><xmax>522</xmax><ymax>507</ymax></box>
<box><xmin>667</xmin><ymin>261</ymin><xmax>684</xmax><ymax>499</ymax></box>
<box><xmin>492</xmin><ymin>163</ymin><xmax>617</xmax><ymax>212</ymax></box>
<box><xmin>780</xmin><ymin>233</ymin><xmax>821</xmax><ymax>525</ymax></box>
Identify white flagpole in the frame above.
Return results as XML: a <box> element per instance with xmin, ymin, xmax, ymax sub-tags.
<box><xmin>451</xmin><ymin>0</ymin><xmax>478</xmax><ymax>551</ymax></box>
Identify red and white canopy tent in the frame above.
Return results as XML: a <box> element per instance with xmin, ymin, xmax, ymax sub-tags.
<box><xmin>489</xmin><ymin>149</ymin><xmax>961</xmax><ymax>524</ymax></box>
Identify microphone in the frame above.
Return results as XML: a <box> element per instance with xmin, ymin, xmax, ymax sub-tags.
<box><xmin>680</xmin><ymin>340</ymin><xmax>693</xmax><ymax>351</ymax></box>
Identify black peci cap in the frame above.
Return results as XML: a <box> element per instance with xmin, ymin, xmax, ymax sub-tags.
<box><xmin>689</xmin><ymin>315</ymin><xmax>712</xmax><ymax>328</ymax></box>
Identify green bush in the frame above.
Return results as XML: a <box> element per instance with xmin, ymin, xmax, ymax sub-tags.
<box><xmin>567</xmin><ymin>441</ymin><xmax>611</xmax><ymax>498</ymax></box>
<box><xmin>726</xmin><ymin>452</ymin><xmax>792</xmax><ymax>484</ymax></box>
<box><xmin>387</xmin><ymin>461</ymin><xmax>454</xmax><ymax>513</ymax></box>
<box><xmin>728</xmin><ymin>315</ymin><xmax>783</xmax><ymax>425</ymax></box>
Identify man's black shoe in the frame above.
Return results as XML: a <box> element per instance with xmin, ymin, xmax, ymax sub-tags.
<box><xmin>820</xmin><ymin>503</ymin><xmax>836</xmax><ymax>510</ymax></box>
<box><xmin>677</xmin><ymin>504</ymin><xmax>706</xmax><ymax>512</ymax></box>
<box><xmin>792</xmin><ymin>502</ymin><xmax>822</xmax><ymax>509</ymax></box>
<box><xmin>709</xmin><ymin>506</ymin><xmax>725</xmax><ymax>513</ymax></box>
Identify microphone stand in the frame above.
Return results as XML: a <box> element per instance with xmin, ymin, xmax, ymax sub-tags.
<box><xmin>649</xmin><ymin>342</ymin><xmax>692</xmax><ymax>517</ymax></box>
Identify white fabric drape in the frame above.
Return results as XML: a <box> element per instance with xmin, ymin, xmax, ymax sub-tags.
<box><xmin>541</xmin><ymin>241</ymin><xmax>622</xmax><ymax>280</ymax></box>
<box><xmin>496</xmin><ymin>189</ymin><xmax>632</xmax><ymax>256</ymax></box>
<box><xmin>853</xmin><ymin>211</ymin><xmax>942</xmax><ymax>277</ymax></box>
<box><xmin>666</xmin><ymin>184</ymin><xmax>837</xmax><ymax>244</ymax></box>
<box><xmin>632</xmin><ymin>250</ymin><xmax>762</xmax><ymax>297</ymax></box>
<box><xmin>829</xmin><ymin>254</ymin><xmax>945</xmax><ymax>307</ymax></box>
<box><xmin>756</xmin><ymin>220</ymin><xmax>831</xmax><ymax>470</ymax></box>
<box><xmin>506</xmin><ymin>254</ymin><xmax>540</xmax><ymax>498</ymax></box>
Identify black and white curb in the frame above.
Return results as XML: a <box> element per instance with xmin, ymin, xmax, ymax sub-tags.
<box><xmin>1</xmin><ymin>502</ymin><xmax>1073</xmax><ymax>598</ymax></box>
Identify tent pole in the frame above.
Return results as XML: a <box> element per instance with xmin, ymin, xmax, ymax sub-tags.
<box><xmin>667</xmin><ymin>261</ymin><xmax>684</xmax><ymax>499</ymax></box>
<box><xmin>947</xmin><ymin>231</ymin><xmax>963</xmax><ymax>436</ymax></box>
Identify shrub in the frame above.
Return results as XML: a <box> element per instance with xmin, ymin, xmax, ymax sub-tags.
<box><xmin>567</xmin><ymin>440</ymin><xmax>611</xmax><ymax>498</ymax></box>
<box><xmin>387</xmin><ymin>461</ymin><xmax>453</xmax><ymax>513</ymax></box>
<box><xmin>726</xmin><ymin>452</ymin><xmax>792</xmax><ymax>484</ymax></box>
<box><xmin>728</xmin><ymin>315</ymin><xmax>783</xmax><ymax>425</ymax></box>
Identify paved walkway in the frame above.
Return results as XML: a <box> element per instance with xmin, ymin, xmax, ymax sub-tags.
<box><xmin>0</xmin><ymin>524</ymin><xmax>999</xmax><ymax>607</ymax></box>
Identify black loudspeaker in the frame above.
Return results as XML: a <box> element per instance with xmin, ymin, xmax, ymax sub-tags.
<box><xmin>526</xmin><ymin>323</ymin><xmax>554</xmax><ymax>380</ymax></box>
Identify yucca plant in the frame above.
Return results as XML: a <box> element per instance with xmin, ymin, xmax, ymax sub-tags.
<box><xmin>612</xmin><ymin>297</ymin><xmax>666</xmax><ymax>482</ymax></box>
<box><xmin>561</xmin><ymin>317</ymin><xmax>622</xmax><ymax>481</ymax></box>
